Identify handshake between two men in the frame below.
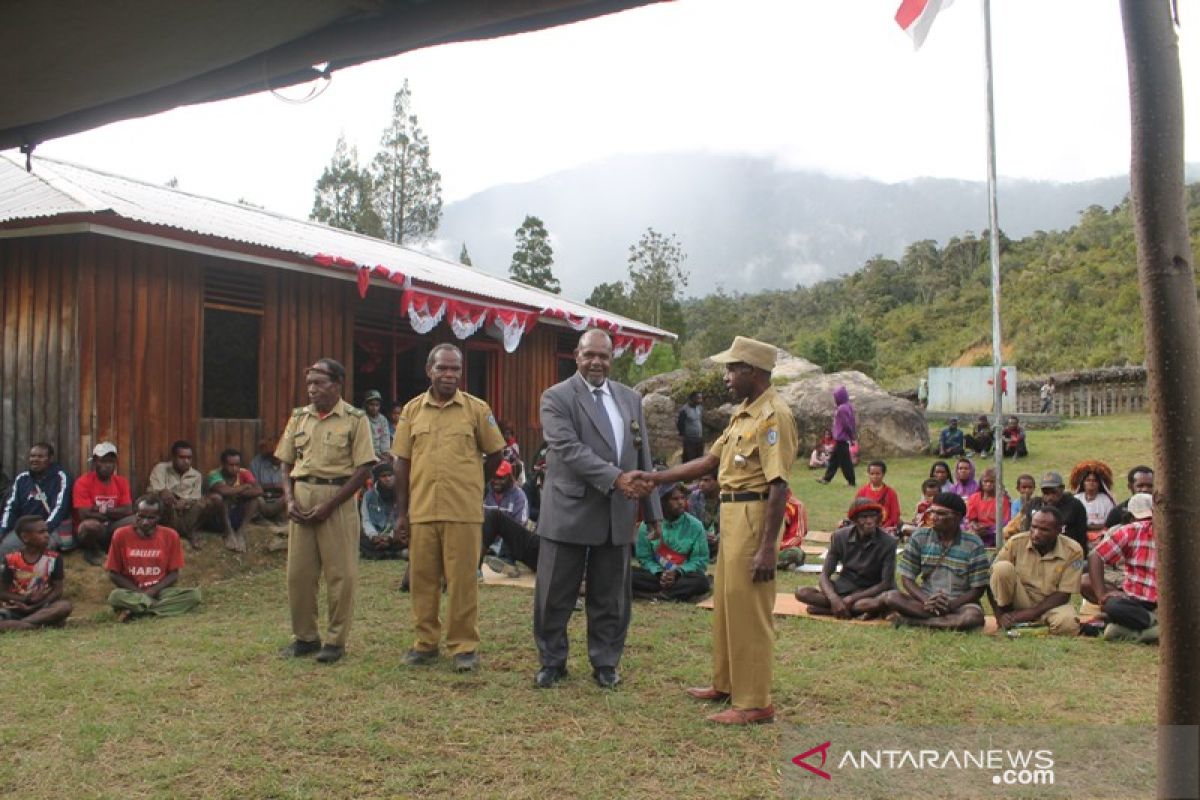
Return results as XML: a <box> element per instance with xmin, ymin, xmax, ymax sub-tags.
<box><xmin>614</xmin><ymin>470</ymin><xmax>661</xmax><ymax>499</ymax></box>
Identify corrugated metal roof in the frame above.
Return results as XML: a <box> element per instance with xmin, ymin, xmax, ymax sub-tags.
<box><xmin>0</xmin><ymin>154</ymin><xmax>672</xmax><ymax>340</ymax></box>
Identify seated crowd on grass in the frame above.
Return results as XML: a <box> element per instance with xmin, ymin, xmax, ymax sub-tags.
<box><xmin>796</xmin><ymin>454</ymin><xmax>1158</xmax><ymax>643</ymax></box>
<box><xmin>0</xmin><ymin>407</ymin><xmax>1158</xmax><ymax>646</ymax></box>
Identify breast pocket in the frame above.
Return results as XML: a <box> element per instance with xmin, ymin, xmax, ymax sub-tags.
<box><xmin>292</xmin><ymin>431</ymin><xmax>310</xmax><ymax>461</ymax></box>
<box><xmin>410</xmin><ymin>421</ymin><xmax>434</xmax><ymax>457</ymax></box>
<box><xmin>446</xmin><ymin>430</ymin><xmax>477</xmax><ymax>461</ymax></box>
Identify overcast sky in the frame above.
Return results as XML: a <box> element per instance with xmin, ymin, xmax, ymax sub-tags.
<box><xmin>11</xmin><ymin>0</ymin><xmax>1198</xmax><ymax>220</ymax></box>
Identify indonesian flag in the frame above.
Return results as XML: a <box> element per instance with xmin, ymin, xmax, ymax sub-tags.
<box><xmin>895</xmin><ymin>0</ymin><xmax>953</xmax><ymax>49</ymax></box>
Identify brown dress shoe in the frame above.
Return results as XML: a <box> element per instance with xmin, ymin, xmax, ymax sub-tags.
<box><xmin>686</xmin><ymin>686</ymin><xmax>731</xmax><ymax>702</ymax></box>
<box><xmin>707</xmin><ymin>705</ymin><xmax>775</xmax><ymax>725</ymax></box>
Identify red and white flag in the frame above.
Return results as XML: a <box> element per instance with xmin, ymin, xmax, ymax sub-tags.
<box><xmin>895</xmin><ymin>0</ymin><xmax>954</xmax><ymax>50</ymax></box>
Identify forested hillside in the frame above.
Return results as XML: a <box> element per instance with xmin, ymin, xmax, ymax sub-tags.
<box><xmin>677</xmin><ymin>184</ymin><xmax>1200</xmax><ymax>388</ymax></box>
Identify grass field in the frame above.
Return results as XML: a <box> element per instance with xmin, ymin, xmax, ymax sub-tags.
<box><xmin>0</xmin><ymin>415</ymin><xmax>1157</xmax><ymax>798</ymax></box>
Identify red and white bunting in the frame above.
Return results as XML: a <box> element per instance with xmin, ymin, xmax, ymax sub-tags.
<box><xmin>540</xmin><ymin>307</ymin><xmax>592</xmax><ymax>331</ymax></box>
<box><xmin>490</xmin><ymin>307</ymin><xmax>537</xmax><ymax>353</ymax></box>
<box><xmin>613</xmin><ymin>334</ymin><xmax>655</xmax><ymax>365</ymax></box>
<box><xmin>447</xmin><ymin>299</ymin><xmax>490</xmax><ymax>340</ymax></box>
<box><xmin>312</xmin><ymin>254</ymin><xmax>405</xmax><ymax>297</ymax></box>
<box><xmin>401</xmin><ymin>289</ymin><xmax>447</xmax><ymax>334</ymax></box>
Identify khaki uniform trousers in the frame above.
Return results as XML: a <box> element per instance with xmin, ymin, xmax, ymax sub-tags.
<box><xmin>410</xmin><ymin>521</ymin><xmax>481</xmax><ymax>655</ymax></box>
<box><xmin>990</xmin><ymin>560</ymin><xmax>1079</xmax><ymax>636</ymax></box>
<box><xmin>287</xmin><ymin>482</ymin><xmax>359</xmax><ymax>647</ymax></box>
<box><xmin>712</xmin><ymin>500</ymin><xmax>776</xmax><ymax>710</ymax></box>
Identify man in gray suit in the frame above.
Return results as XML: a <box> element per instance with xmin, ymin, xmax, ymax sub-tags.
<box><xmin>533</xmin><ymin>329</ymin><xmax>661</xmax><ymax>689</ymax></box>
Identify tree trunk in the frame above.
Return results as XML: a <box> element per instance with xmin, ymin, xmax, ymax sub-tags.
<box><xmin>1120</xmin><ymin>2</ymin><xmax>1200</xmax><ymax>797</ymax></box>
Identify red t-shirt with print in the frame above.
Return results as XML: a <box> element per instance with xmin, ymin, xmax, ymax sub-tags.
<box><xmin>72</xmin><ymin>471</ymin><xmax>132</xmax><ymax>523</ymax></box>
<box><xmin>105</xmin><ymin>525</ymin><xmax>184</xmax><ymax>589</ymax></box>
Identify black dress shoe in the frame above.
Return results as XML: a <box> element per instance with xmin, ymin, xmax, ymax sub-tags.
<box><xmin>280</xmin><ymin>639</ymin><xmax>322</xmax><ymax>658</ymax></box>
<box><xmin>592</xmin><ymin>666</ymin><xmax>620</xmax><ymax>689</ymax></box>
<box><xmin>315</xmin><ymin>645</ymin><xmax>345</xmax><ymax>664</ymax></box>
<box><xmin>535</xmin><ymin>666</ymin><xmax>567</xmax><ymax>689</ymax></box>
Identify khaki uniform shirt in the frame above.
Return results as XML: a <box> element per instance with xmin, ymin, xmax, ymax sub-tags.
<box><xmin>709</xmin><ymin>387</ymin><xmax>798</xmax><ymax>493</ymax></box>
<box><xmin>147</xmin><ymin>462</ymin><xmax>203</xmax><ymax>501</ymax></box>
<box><xmin>995</xmin><ymin>532</ymin><xmax>1084</xmax><ymax>604</ymax></box>
<box><xmin>275</xmin><ymin>398</ymin><xmax>376</xmax><ymax>479</ymax></box>
<box><xmin>391</xmin><ymin>389</ymin><xmax>506</xmax><ymax>524</ymax></box>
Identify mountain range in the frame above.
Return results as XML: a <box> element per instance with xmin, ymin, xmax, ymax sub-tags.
<box><xmin>434</xmin><ymin>152</ymin><xmax>1198</xmax><ymax>299</ymax></box>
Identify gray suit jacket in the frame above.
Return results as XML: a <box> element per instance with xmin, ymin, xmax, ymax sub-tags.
<box><xmin>538</xmin><ymin>373</ymin><xmax>662</xmax><ymax>546</ymax></box>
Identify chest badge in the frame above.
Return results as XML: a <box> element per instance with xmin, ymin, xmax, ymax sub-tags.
<box><xmin>766</xmin><ymin>428</ymin><xmax>778</xmax><ymax>446</ymax></box>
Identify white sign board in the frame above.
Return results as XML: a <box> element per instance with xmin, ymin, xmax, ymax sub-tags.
<box><xmin>926</xmin><ymin>366</ymin><xmax>1017</xmax><ymax>414</ymax></box>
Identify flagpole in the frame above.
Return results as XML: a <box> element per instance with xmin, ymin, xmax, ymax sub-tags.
<box><xmin>981</xmin><ymin>0</ymin><xmax>1005</xmax><ymax>549</ymax></box>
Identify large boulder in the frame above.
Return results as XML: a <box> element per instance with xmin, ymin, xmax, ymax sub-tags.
<box><xmin>636</xmin><ymin>360</ymin><xmax>928</xmax><ymax>463</ymax></box>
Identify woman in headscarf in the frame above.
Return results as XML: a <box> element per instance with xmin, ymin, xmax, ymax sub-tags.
<box><xmin>1069</xmin><ymin>460</ymin><xmax>1116</xmax><ymax>541</ymax></box>
<box><xmin>818</xmin><ymin>385</ymin><xmax>857</xmax><ymax>487</ymax></box>
<box><xmin>950</xmin><ymin>458</ymin><xmax>979</xmax><ymax>499</ymax></box>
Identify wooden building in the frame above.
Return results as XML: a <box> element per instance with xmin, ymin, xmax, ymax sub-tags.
<box><xmin>0</xmin><ymin>156</ymin><xmax>671</xmax><ymax>492</ymax></box>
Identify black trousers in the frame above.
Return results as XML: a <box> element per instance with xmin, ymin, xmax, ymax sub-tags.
<box><xmin>533</xmin><ymin>538</ymin><xmax>631</xmax><ymax>670</ymax></box>
<box><xmin>631</xmin><ymin>566</ymin><xmax>711</xmax><ymax>601</ymax></box>
<box><xmin>965</xmin><ymin>432</ymin><xmax>993</xmax><ymax>453</ymax></box>
<box><xmin>822</xmin><ymin>440</ymin><xmax>856</xmax><ymax>485</ymax></box>
<box><xmin>1103</xmin><ymin>595</ymin><xmax>1157</xmax><ymax>631</ymax></box>
<box><xmin>480</xmin><ymin>509</ymin><xmax>540</xmax><ymax>570</ymax></box>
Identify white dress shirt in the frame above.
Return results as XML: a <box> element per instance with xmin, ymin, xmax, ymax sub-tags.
<box><xmin>588</xmin><ymin>378</ymin><xmax>625</xmax><ymax>456</ymax></box>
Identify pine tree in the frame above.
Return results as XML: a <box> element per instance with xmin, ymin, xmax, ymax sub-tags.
<box><xmin>627</xmin><ymin>227</ymin><xmax>688</xmax><ymax>329</ymax></box>
<box><xmin>509</xmin><ymin>215</ymin><xmax>560</xmax><ymax>293</ymax></box>
<box><xmin>371</xmin><ymin>80</ymin><xmax>442</xmax><ymax>244</ymax></box>
<box><xmin>459</xmin><ymin>243</ymin><xmax>473</xmax><ymax>267</ymax></box>
<box><xmin>310</xmin><ymin>134</ymin><xmax>383</xmax><ymax>236</ymax></box>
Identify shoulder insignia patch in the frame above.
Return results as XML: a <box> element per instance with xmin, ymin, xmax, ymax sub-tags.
<box><xmin>291</xmin><ymin>407</ymin><xmax>307</xmax><ymax>417</ymax></box>
<box><xmin>486</xmin><ymin>413</ymin><xmax>498</xmax><ymax>427</ymax></box>
<box><xmin>766</xmin><ymin>428</ymin><xmax>778</xmax><ymax>446</ymax></box>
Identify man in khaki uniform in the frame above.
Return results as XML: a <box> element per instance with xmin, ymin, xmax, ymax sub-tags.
<box><xmin>638</xmin><ymin>336</ymin><xmax>797</xmax><ymax>724</ymax></box>
<box><xmin>392</xmin><ymin>343</ymin><xmax>505</xmax><ymax>672</ymax></box>
<box><xmin>991</xmin><ymin>506</ymin><xmax>1083</xmax><ymax>635</ymax></box>
<box><xmin>275</xmin><ymin>358</ymin><xmax>375</xmax><ymax>664</ymax></box>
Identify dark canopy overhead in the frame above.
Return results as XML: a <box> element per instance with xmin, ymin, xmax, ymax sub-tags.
<box><xmin>0</xmin><ymin>0</ymin><xmax>658</xmax><ymax>151</ymax></box>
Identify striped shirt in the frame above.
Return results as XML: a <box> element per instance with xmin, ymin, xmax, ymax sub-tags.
<box><xmin>899</xmin><ymin>527</ymin><xmax>991</xmax><ymax>598</ymax></box>
<box><xmin>1094</xmin><ymin>519</ymin><xmax>1157</xmax><ymax>604</ymax></box>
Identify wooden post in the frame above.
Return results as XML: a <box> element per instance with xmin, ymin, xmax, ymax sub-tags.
<box><xmin>1120</xmin><ymin>2</ymin><xmax>1200</xmax><ymax>797</ymax></box>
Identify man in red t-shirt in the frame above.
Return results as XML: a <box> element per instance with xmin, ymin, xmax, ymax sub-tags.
<box><xmin>106</xmin><ymin>494</ymin><xmax>201</xmax><ymax>621</ymax></box>
<box><xmin>74</xmin><ymin>442</ymin><xmax>135</xmax><ymax>566</ymax></box>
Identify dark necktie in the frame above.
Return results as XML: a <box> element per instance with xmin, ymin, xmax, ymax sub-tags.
<box><xmin>593</xmin><ymin>387</ymin><xmax>618</xmax><ymax>453</ymax></box>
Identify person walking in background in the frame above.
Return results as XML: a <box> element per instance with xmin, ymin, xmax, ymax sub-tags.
<box><xmin>818</xmin><ymin>385</ymin><xmax>856</xmax><ymax>487</ymax></box>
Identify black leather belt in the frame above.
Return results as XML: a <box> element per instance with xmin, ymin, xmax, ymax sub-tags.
<box><xmin>720</xmin><ymin>491</ymin><xmax>769</xmax><ymax>503</ymax></box>
<box><xmin>295</xmin><ymin>476</ymin><xmax>348</xmax><ymax>486</ymax></box>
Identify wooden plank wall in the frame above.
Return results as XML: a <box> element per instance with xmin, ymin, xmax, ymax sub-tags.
<box><xmin>259</xmin><ymin>269</ymin><xmax>356</xmax><ymax>443</ymax></box>
<box><xmin>75</xmin><ymin>235</ymin><xmax>205</xmax><ymax>494</ymax></box>
<box><xmin>494</xmin><ymin>325</ymin><xmax>558</xmax><ymax>458</ymax></box>
<box><xmin>0</xmin><ymin>237</ymin><xmax>80</xmax><ymax>479</ymax></box>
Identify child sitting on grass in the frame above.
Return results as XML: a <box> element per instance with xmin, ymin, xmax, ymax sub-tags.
<box><xmin>0</xmin><ymin>515</ymin><xmax>73</xmax><ymax>631</ymax></box>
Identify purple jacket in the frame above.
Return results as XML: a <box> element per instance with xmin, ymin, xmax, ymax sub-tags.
<box><xmin>832</xmin><ymin>386</ymin><xmax>856</xmax><ymax>443</ymax></box>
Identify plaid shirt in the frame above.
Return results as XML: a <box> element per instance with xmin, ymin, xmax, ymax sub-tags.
<box><xmin>899</xmin><ymin>527</ymin><xmax>991</xmax><ymax>598</ymax></box>
<box><xmin>1094</xmin><ymin>519</ymin><xmax>1157</xmax><ymax>603</ymax></box>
